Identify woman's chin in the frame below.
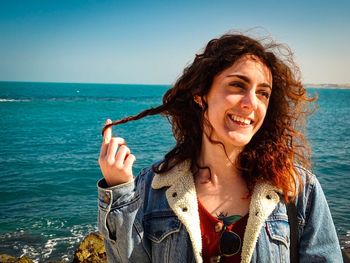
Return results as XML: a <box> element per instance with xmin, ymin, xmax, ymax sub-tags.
<box><xmin>225</xmin><ymin>132</ymin><xmax>253</xmax><ymax>147</ymax></box>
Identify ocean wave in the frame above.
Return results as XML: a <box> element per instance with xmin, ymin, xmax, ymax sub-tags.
<box><xmin>0</xmin><ymin>98</ymin><xmax>31</xmax><ymax>102</ymax></box>
<box><xmin>0</xmin><ymin>223</ymin><xmax>97</xmax><ymax>262</ymax></box>
<box><xmin>42</xmin><ymin>236</ymin><xmax>77</xmax><ymax>262</ymax></box>
<box><xmin>39</xmin><ymin>223</ymin><xmax>96</xmax><ymax>261</ymax></box>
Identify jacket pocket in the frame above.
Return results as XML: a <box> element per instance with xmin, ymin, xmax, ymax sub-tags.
<box><xmin>143</xmin><ymin>211</ymin><xmax>185</xmax><ymax>262</ymax></box>
<box><xmin>265</xmin><ymin>214</ymin><xmax>290</xmax><ymax>248</ymax></box>
<box><xmin>144</xmin><ymin>210</ymin><xmax>181</xmax><ymax>243</ymax></box>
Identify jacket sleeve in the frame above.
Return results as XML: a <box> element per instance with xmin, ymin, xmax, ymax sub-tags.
<box><xmin>97</xmin><ymin>169</ymin><xmax>151</xmax><ymax>263</ymax></box>
<box><xmin>297</xmin><ymin>169</ymin><xmax>342</xmax><ymax>262</ymax></box>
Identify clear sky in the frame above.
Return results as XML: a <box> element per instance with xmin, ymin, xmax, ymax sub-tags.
<box><xmin>0</xmin><ymin>0</ymin><xmax>349</xmax><ymax>84</ymax></box>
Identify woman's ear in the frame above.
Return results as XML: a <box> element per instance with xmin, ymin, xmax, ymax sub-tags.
<box><xmin>194</xmin><ymin>95</ymin><xmax>204</xmax><ymax>109</ymax></box>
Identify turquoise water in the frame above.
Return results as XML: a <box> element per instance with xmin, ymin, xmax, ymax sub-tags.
<box><xmin>0</xmin><ymin>82</ymin><xmax>349</xmax><ymax>261</ymax></box>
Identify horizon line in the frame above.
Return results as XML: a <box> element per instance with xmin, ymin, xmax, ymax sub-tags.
<box><xmin>1</xmin><ymin>80</ymin><xmax>350</xmax><ymax>88</ymax></box>
<box><xmin>0</xmin><ymin>80</ymin><xmax>171</xmax><ymax>86</ymax></box>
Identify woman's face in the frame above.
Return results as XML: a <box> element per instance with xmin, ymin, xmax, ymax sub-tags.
<box><xmin>203</xmin><ymin>55</ymin><xmax>272</xmax><ymax>151</ymax></box>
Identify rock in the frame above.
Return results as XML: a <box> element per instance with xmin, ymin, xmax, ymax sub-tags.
<box><xmin>73</xmin><ymin>232</ymin><xmax>107</xmax><ymax>263</ymax></box>
<box><xmin>343</xmin><ymin>249</ymin><xmax>350</xmax><ymax>263</ymax></box>
<box><xmin>0</xmin><ymin>254</ymin><xmax>34</xmax><ymax>263</ymax></box>
<box><xmin>16</xmin><ymin>256</ymin><xmax>33</xmax><ymax>263</ymax></box>
<box><xmin>0</xmin><ymin>254</ymin><xmax>16</xmax><ymax>263</ymax></box>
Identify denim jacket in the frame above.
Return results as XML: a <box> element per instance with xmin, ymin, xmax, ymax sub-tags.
<box><xmin>97</xmin><ymin>161</ymin><xmax>342</xmax><ymax>262</ymax></box>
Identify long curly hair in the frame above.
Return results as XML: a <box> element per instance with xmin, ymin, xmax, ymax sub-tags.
<box><xmin>102</xmin><ymin>32</ymin><xmax>315</xmax><ymax>202</ymax></box>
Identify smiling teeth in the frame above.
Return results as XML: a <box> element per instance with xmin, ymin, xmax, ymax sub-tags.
<box><xmin>230</xmin><ymin>115</ymin><xmax>252</xmax><ymax>125</ymax></box>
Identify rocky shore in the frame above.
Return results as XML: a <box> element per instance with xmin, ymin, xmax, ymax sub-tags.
<box><xmin>0</xmin><ymin>233</ymin><xmax>106</xmax><ymax>263</ymax></box>
<box><xmin>1</xmin><ymin>232</ymin><xmax>349</xmax><ymax>263</ymax></box>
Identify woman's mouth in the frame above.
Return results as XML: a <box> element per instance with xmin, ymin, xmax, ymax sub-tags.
<box><xmin>228</xmin><ymin>114</ymin><xmax>254</xmax><ymax>126</ymax></box>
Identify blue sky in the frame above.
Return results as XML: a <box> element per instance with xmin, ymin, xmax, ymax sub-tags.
<box><xmin>0</xmin><ymin>0</ymin><xmax>349</xmax><ymax>84</ymax></box>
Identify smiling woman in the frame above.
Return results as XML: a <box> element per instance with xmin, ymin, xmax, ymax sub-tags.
<box><xmin>201</xmin><ymin>55</ymin><xmax>272</xmax><ymax>151</ymax></box>
<box><xmin>97</xmin><ymin>32</ymin><xmax>343</xmax><ymax>262</ymax></box>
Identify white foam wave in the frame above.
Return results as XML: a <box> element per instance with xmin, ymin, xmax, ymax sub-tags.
<box><xmin>40</xmin><ymin>223</ymin><xmax>96</xmax><ymax>261</ymax></box>
<box><xmin>1</xmin><ymin>223</ymin><xmax>97</xmax><ymax>262</ymax></box>
<box><xmin>42</xmin><ymin>236</ymin><xmax>76</xmax><ymax>261</ymax></box>
<box><xmin>21</xmin><ymin>245</ymin><xmax>40</xmax><ymax>263</ymax></box>
<box><xmin>0</xmin><ymin>98</ymin><xmax>30</xmax><ymax>102</ymax></box>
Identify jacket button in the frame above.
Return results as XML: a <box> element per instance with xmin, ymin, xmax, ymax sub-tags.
<box><xmin>182</xmin><ymin>207</ymin><xmax>188</xmax><ymax>212</ymax></box>
<box><xmin>103</xmin><ymin>194</ymin><xmax>110</xmax><ymax>204</ymax></box>
<box><xmin>172</xmin><ymin>192</ymin><xmax>177</xmax><ymax>198</ymax></box>
<box><xmin>214</xmin><ymin>222</ymin><xmax>224</xmax><ymax>232</ymax></box>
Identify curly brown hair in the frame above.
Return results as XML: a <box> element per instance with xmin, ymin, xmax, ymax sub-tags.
<box><xmin>102</xmin><ymin>33</ymin><xmax>315</xmax><ymax>202</ymax></box>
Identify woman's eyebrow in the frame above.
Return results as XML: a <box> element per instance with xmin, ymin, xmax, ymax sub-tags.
<box><xmin>226</xmin><ymin>74</ymin><xmax>272</xmax><ymax>90</ymax></box>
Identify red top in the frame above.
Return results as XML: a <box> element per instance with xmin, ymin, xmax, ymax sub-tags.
<box><xmin>198</xmin><ymin>200</ymin><xmax>249</xmax><ymax>263</ymax></box>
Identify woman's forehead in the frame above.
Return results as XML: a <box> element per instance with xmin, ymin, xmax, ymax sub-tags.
<box><xmin>216</xmin><ymin>55</ymin><xmax>272</xmax><ymax>85</ymax></box>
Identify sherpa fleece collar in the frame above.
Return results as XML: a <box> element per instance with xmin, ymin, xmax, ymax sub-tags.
<box><xmin>151</xmin><ymin>161</ymin><xmax>280</xmax><ymax>263</ymax></box>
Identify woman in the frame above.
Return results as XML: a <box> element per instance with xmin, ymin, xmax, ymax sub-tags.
<box><xmin>97</xmin><ymin>33</ymin><xmax>342</xmax><ymax>262</ymax></box>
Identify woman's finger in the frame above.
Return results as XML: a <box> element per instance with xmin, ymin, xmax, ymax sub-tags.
<box><xmin>124</xmin><ymin>153</ymin><xmax>136</xmax><ymax>170</ymax></box>
<box><xmin>106</xmin><ymin>137</ymin><xmax>126</xmax><ymax>164</ymax></box>
<box><xmin>100</xmin><ymin>119</ymin><xmax>112</xmax><ymax>158</ymax></box>
<box><xmin>103</xmin><ymin>119</ymin><xmax>112</xmax><ymax>142</ymax></box>
<box><xmin>114</xmin><ymin>145</ymin><xmax>131</xmax><ymax>169</ymax></box>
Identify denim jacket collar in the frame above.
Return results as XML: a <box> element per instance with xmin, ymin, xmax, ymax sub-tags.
<box><xmin>152</xmin><ymin>160</ymin><xmax>280</xmax><ymax>263</ymax></box>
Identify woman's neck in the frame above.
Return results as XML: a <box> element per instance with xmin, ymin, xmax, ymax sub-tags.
<box><xmin>195</xmin><ymin>135</ymin><xmax>250</xmax><ymax>216</ymax></box>
<box><xmin>196</xmin><ymin>134</ymin><xmax>243</xmax><ymax>183</ymax></box>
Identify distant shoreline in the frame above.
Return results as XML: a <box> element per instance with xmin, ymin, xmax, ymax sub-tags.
<box><xmin>305</xmin><ymin>83</ymin><xmax>350</xmax><ymax>89</ymax></box>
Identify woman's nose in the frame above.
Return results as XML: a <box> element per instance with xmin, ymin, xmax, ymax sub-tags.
<box><xmin>241</xmin><ymin>90</ymin><xmax>258</xmax><ymax>110</ymax></box>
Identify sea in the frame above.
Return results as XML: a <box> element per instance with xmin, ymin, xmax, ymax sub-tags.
<box><xmin>0</xmin><ymin>82</ymin><xmax>349</xmax><ymax>262</ymax></box>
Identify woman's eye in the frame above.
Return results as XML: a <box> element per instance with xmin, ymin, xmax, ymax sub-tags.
<box><xmin>258</xmin><ymin>91</ymin><xmax>271</xmax><ymax>99</ymax></box>
<box><xmin>229</xmin><ymin>82</ymin><xmax>244</xmax><ymax>89</ymax></box>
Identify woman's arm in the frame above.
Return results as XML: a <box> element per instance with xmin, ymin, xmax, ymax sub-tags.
<box><xmin>97</xmin><ymin>119</ymin><xmax>150</xmax><ymax>262</ymax></box>
<box><xmin>97</xmin><ymin>172</ymin><xmax>151</xmax><ymax>262</ymax></box>
<box><xmin>298</xmin><ymin>169</ymin><xmax>342</xmax><ymax>262</ymax></box>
